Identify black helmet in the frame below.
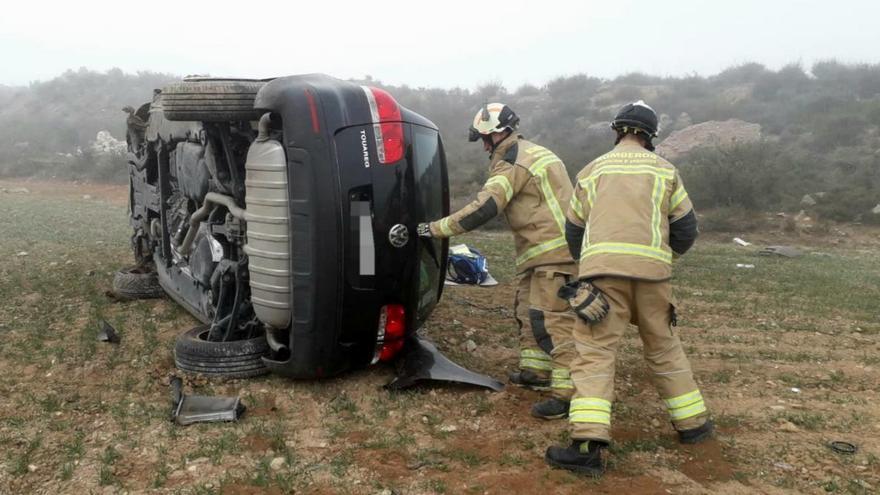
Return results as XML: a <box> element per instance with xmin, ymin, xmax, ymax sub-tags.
<box><xmin>610</xmin><ymin>100</ymin><xmax>659</xmax><ymax>138</ymax></box>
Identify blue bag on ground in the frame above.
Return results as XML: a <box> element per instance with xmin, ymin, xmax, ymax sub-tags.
<box><xmin>446</xmin><ymin>245</ymin><xmax>489</xmax><ymax>285</ymax></box>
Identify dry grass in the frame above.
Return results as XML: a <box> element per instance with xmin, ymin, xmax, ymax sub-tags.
<box><xmin>1</xmin><ymin>181</ymin><xmax>879</xmax><ymax>494</ymax></box>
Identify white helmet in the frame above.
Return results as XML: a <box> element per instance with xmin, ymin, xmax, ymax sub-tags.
<box><xmin>468</xmin><ymin>103</ymin><xmax>520</xmax><ymax>142</ymax></box>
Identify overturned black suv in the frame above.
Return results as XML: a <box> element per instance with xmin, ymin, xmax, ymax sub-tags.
<box><xmin>122</xmin><ymin>74</ymin><xmax>503</xmax><ymax>386</ymax></box>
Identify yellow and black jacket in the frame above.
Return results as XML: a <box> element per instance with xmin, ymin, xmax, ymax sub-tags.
<box><xmin>564</xmin><ymin>141</ymin><xmax>698</xmax><ymax>281</ymax></box>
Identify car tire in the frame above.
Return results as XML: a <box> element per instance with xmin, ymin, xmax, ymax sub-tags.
<box><xmin>160</xmin><ymin>80</ymin><xmax>266</xmax><ymax>122</ymax></box>
<box><xmin>174</xmin><ymin>325</ymin><xmax>270</xmax><ymax>378</ymax></box>
<box><xmin>112</xmin><ymin>265</ymin><xmax>165</xmax><ymax>299</ymax></box>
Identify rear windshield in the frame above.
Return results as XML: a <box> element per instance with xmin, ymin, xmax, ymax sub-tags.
<box><xmin>412</xmin><ymin>126</ymin><xmax>445</xmax><ymax>319</ymax></box>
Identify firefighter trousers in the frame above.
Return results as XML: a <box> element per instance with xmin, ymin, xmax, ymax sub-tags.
<box><xmin>568</xmin><ymin>277</ymin><xmax>709</xmax><ymax>442</ymax></box>
<box><xmin>514</xmin><ymin>263</ymin><xmax>577</xmax><ymax>399</ymax></box>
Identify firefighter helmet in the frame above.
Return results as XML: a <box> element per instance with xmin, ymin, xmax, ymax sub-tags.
<box><xmin>610</xmin><ymin>100</ymin><xmax>659</xmax><ymax>138</ymax></box>
<box><xmin>468</xmin><ymin>103</ymin><xmax>520</xmax><ymax>142</ymax></box>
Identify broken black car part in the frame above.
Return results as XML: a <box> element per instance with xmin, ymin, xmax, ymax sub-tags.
<box><xmin>169</xmin><ymin>376</ymin><xmax>245</xmax><ymax>425</ymax></box>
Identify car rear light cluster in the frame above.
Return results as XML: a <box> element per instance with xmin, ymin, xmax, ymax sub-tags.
<box><xmin>373</xmin><ymin>304</ymin><xmax>406</xmax><ymax>363</ymax></box>
<box><xmin>361</xmin><ymin>86</ymin><xmax>404</xmax><ymax>164</ymax></box>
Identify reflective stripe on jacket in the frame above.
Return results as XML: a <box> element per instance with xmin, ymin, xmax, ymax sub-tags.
<box><xmin>429</xmin><ymin>134</ymin><xmax>575</xmax><ymax>273</ymax></box>
<box><xmin>565</xmin><ymin>142</ymin><xmax>695</xmax><ymax>281</ymax></box>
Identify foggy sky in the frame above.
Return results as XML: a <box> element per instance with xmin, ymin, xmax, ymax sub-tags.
<box><xmin>2</xmin><ymin>0</ymin><xmax>878</xmax><ymax>88</ymax></box>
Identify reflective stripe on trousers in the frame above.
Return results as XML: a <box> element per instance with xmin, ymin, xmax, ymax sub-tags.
<box><xmin>568</xmin><ymin>397</ymin><xmax>611</xmax><ymax>425</ymax></box>
<box><xmin>664</xmin><ymin>389</ymin><xmax>707</xmax><ymax>421</ymax></box>
<box><xmin>551</xmin><ymin>368</ymin><xmax>574</xmax><ymax>390</ymax></box>
<box><xmin>520</xmin><ymin>348</ymin><xmax>552</xmax><ymax>371</ymax></box>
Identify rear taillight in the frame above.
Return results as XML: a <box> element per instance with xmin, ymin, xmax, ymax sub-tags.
<box><xmin>305</xmin><ymin>89</ymin><xmax>321</xmax><ymax>134</ymax></box>
<box><xmin>373</xmin><ymin>304</ymin><xmax>406</xmax><ymax>363</ymax></box>
<box><xmin>361</xmin><ymin>86</ymin><xmax>404</xmax><ymax>164</ymax></box>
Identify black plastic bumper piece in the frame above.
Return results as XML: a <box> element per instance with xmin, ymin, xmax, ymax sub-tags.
<box><xmin>386</xmin><ymin>334</ymin><xmax>504</xmax><ymax>391</ymax></box>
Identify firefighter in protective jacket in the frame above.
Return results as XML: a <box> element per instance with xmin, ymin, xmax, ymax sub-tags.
<box><xmin>545</xmin><ymin>101</ymin><xmax>712</xmax><ymax>476</ymax></box>
<box><xmin>417</xmin><ymin>103</ymin><xmax>577</xmax><ymax>419</ymax></box>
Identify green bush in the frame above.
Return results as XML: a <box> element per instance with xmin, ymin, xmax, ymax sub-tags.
<box><xmin>698</xmin><ymin>207</ymin><xmax>767</xmax><ymax>233</ymax></box>
<box><xmin>678</xmin><ymin>142</ymin><xmax>800</xmax><ymax>211</ymax></box>
<box><xmin>1</xmin><ymin>61</ymin><xmax>879</xmax><ymax>226</ymax></box>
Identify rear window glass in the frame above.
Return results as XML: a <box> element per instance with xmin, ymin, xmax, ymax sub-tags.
<box><xmin>412</xmin><ymin>127</ymin><xmax>444</xmax><ymax>318</ymax></box>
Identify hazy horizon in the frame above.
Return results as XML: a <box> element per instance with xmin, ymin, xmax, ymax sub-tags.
<box><xmin>2</xmin><ymin>0</ymin><xmax>879</xmax><ymax>89</ymax></box>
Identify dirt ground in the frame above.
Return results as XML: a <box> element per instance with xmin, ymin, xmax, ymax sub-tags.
<box><xmin>0</xmin><ymin>179</ymin><xmax>878</xmax><ymax>494</ymax></box>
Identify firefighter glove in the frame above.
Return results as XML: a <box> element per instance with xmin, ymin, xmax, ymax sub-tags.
<box><xmin>558</xmin><ymin>280</ymin><xmax>609</xmax><ymax>324</ymax></box>
<box><xmin>417</xmin><ymin>223</ymin><xmax>433</xmax><ymax>238</ymax></box>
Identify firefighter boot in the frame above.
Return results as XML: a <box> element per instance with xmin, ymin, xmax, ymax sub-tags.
<box><xmin>545</xmin><ymin>440</ymin><xmax>605</xmax><ymax>476</ymax></box>
<box><xmin>509</xmin><ymin>370</ymin><xmax>550</xmax><ymax>391</ymax></box>
<box><xmin>531</xmin><ymin>397</ymin><xmax>569</xmax><ymax>420</ymax></box>
<box><xmin>678</xmin><ymin>419</ymin><xmax>714</xmax><ymax>444</ymax></box>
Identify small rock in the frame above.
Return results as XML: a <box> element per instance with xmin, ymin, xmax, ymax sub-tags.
<box><xmin>187</xmin><ymin>457</ymin><xmax>209</xmax><ymax>465</ymax></box>
<box><xmin>27</xmin><ymin>464</ymin><xmax>37</xmax><ymax>472</ymax></box>
<box><xmin>439</xmin><ymin>424</ymin><xmax>458</xmax><ymax>433</ymax></box>
<box><xmin>377</xmin><ymin>489</ymin><xmax>393</xmax><ymax>495</ymax></box>
<box><xmin>854</xmin><ymin>480</ymin><xmax>873</xmax><ymax>490</ymax></box>
<box><xmin>790</xmin><ymin>387</ymin><xmax>801</xmax><ymax>394</ymax></box>
<box><xmin>778</xmin><ymin>420</ymin><xmax>800</xmax><ymax>433</ymax></box>
<box><xmin>82</xmin><ymin>194</ymin><xmax>93</xmax><ymax>200</ymax></box>
<box><xmin>774</xmin><ymin>462</ymin><xmax>795</xmax><ymax>471</ymax></box>
<box><xmin>770</xmin><ymin>405</ymin><xmax>786</xmax><ymax>411</ymax></box>
<box><xmin>269</xmin><ymin>457</ymin><xmax>286</xmax><ymax>471</ymax></box>
<box><xmin>464</xmin><ymin>339</ymin><xmax>477</xmax><ymax>353</ymax></box>
<box><xmin>800</xmin><ymin>194</ymin><xmax>817</xmax><ymax>206</ymax></box>
<box><xmin>421</xmin><ymin>415</ymin><xmax>429</xmax><ymax>424</ymax></box>
<box><xmin>406</xmin><ymin>459</ymin><xmax>429</xmax><ymax>470</ymax></box>
<box><xmin>872</xmin><ymin>204</ymin><xmax>880</xmax><ymax>215</ymax></box>
<box><xmin>16</xmin><ymin>251</ymin><xmax>28</xmax><ymax>257</ymax></box>
<box><xmin>651</xmin><ymin>418</ymin><xmax>660</xmax><ymax>428</ymax></box>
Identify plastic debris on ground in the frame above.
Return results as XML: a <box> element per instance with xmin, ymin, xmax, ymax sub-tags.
<box><xmin>733</xmin><ymin>237</ymin><xmax>752</xmax><ymax>247</ymax></box>
<box><xmin>385</xmin><ymin>334</ymin><xmax>504</xmax><ymax>391</ymax></box>
<box><xmin>736</xmin><ymin>264</ymin><xmax>755</xmax><ymax>269</ymax></box>
<box><xmin>828</xmin><ymin>441</ymin><xmax>858</xmax><ymax>455</ymax></box>
<box><xmin>170</xmin><ymin>376</ymin><xmax>245</xmax><ymax>426</ymax></box>
<box><xmin>759</xmin><ymin>245</ymin><xmax>804</xmax><ymax>258</ymax></box>
<box><xmin>96</xmin><ymin>320</ymin><xmax>121</xmax><ymax>344</ymax></box>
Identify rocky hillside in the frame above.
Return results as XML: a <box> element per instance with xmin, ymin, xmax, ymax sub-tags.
<box><xmin>1</xmin><ymin>62</ymin><xmax>879</xmax><ymax>219</ymax></box>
